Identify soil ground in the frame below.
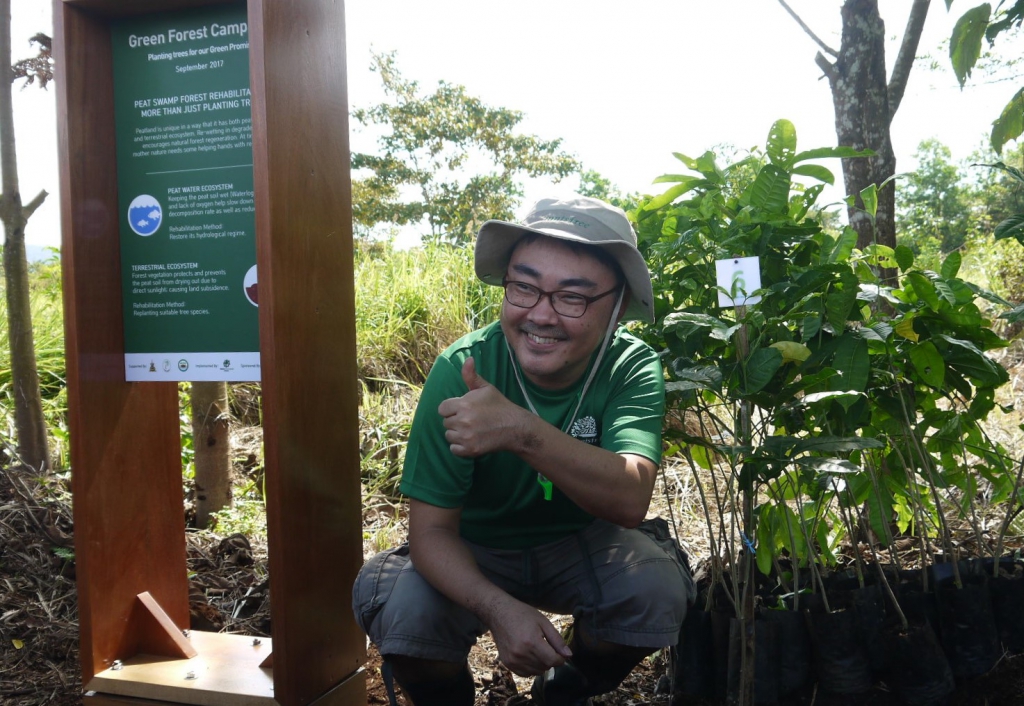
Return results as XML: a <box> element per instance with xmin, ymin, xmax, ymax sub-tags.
<box><xmin>3</xmin><ymin>464</ymin><xmax>1024</xmax><ymax>706</ymax></box>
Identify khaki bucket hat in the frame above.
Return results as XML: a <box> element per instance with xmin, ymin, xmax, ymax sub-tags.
<box><xmin>475</xmin><ymin>196</ymin><xmax>654</xmax><ymax>323</ymax></box>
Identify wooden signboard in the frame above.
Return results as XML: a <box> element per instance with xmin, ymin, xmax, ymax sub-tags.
<box><xmin>53</xmin><ymin>0</ymin><xmax>366</xmax><ymax>703</ymax></box>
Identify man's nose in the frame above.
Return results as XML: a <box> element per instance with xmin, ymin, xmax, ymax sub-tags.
<box><xmin>528</xmin><ymin>294</ymin><xmax>561</xmax><ymax>323</ymax></box>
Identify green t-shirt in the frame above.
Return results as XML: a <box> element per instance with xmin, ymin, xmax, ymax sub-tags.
<box><xmin>400</xmin><ymin>321</ymin><xmax>665</xmax><ymax>549</ymax></box>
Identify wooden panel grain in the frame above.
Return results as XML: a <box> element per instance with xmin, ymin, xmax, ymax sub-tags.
<box><xmin>54</xmin><ymin>1</ymin><xmax>189</xmax><ymax>683</ymax></box>
<box><xmin>249</xmin><ymin>0</ymin><xmax>366</xmax><ymax>703</ymax></box>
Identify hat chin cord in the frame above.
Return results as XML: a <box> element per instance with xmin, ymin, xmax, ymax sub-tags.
<box><xmin>504</xmin><ymin>287</ymin><xmax>625</xmax><ymax>500</ymax></box>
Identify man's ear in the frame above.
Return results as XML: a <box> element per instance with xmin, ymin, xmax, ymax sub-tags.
<box><xmin>616</xmin><ymin>287</ymin><xmax>631</xmax><ymax>322</ymax></box>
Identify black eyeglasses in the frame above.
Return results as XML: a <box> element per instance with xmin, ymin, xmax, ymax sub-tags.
<box><xmin>502</xmin><ymin>278</ymin><xmax>619</xmax><ymax>318</ymax></box>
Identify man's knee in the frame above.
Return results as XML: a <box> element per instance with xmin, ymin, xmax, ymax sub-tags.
<box><xmin>583</xmin><ymin>527</ymin><xmax>692</xmax><ymax>644</ymax></box>
<box><xmin>353</xmin><ymin>547</ymin><xmax>483</xmax><ymax>662</ymax></box>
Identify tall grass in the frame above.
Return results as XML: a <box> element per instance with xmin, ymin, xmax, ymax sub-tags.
<box><xmin>354</xmin><ymin>239</ymin><xmax>501</xmax><ymax>506</ymax></box>
<box><xmin>0</xmin><ymin>254</ymin><xmax>69</xmax><ymax>468</ymax></box>
<box><xmin>355</xmin><ymin>240</ymin><xmax>502</xmax><ymax>384</ymax></box>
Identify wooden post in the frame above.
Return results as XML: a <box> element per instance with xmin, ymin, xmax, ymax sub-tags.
<box><xmin>54</xmin><ymin>1</ymin><xmax>365</xmax><ymax>703</ymax></box>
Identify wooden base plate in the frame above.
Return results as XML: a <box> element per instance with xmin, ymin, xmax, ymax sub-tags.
<box><xmin>86</xmin><ymin>631</ymin><xmax>274</xmax><ymax>706</ymax></box>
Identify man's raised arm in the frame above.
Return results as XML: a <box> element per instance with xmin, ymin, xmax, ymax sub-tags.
<box><xmin>438</xmin><ymin>357</ymin><xmax>658</xmax><ymax>527</ymax></box>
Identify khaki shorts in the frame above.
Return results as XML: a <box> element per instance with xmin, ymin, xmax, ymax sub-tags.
<box><xmin>352</xmin><ymin>518</ymin><xmax>695</xmax><ymax>663</ymax></box>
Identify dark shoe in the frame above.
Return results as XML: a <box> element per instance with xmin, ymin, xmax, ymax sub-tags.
<box><xmin>530</xmin><ymin>662</ymin><xmax>593</xmax><ymax>706</ymax></box>
<box><xmin>382</xmin><ymin>657</ymin><xmax>475</xmax><ymax>706</ymax></box>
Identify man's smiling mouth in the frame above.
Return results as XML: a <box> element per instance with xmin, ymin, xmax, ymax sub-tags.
<box><xmin>526</xmin><ymin>331</ymin><xmax>563</xmax><ymax>345</ymax></box>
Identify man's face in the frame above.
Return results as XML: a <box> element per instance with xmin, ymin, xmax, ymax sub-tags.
<box><xmin>500</xmin><ymin>236</ymin><xmax>623</xmax><ymax>391</ymax></box>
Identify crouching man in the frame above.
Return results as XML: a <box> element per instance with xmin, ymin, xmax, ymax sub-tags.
<box><xmin>353</xmin><ymin>196</ymin><xmax>694</xmax><ymax>705</ymax></box>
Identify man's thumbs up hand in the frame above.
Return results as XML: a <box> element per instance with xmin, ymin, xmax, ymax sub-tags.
<box><xmin>461</xmin><ymin>357</ymin><xmax>489</xmax><ymax>391</ymax></box>
<box><xmin>439</xmin><ymin>356</ymin><xmax>524</xmax><ymax>458</ymax></box>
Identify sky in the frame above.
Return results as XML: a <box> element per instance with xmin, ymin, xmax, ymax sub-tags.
<box><xmin>9</xmin><ymin>0</ymin><xmax>1024</xmax><ymax>253</ymax></box>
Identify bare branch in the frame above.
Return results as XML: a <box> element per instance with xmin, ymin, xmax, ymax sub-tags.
<box><xmin>778</xmin><ymin>0</ymin><xmax>839</xmax><ymax>58</ymax></box>
<box><xmin>888</xmin><ymin>0</ymin><xmax>932</xmax><ymax>120</ymax></box>
<box><xmin>22</xmin><ymin>188</ymin><xmax>46</xmax><ymax>220</ymax></box>
<box><xmin>815</xmin><ymin>51</ymin><xmax>838</xmax><ymax>83</ymax></box>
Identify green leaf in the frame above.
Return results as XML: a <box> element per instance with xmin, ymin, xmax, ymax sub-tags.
<box><xmin>825</xmin><ymin>227</ymin><xmax>858</xmax><ymax>264</ymax></box>
<box><xmin>866</xmin><ymin>484</ymin><xmax>895</xmax><ymax>545</ymax></box>
<box><xmin>778</xmin><ymin>504</ymin><xmax>806</xmax><ymax>557</ymax></box>
<box><xmin>692</xmin><ymin>151</ymin><xmax>722</xmax><ymax>178</ymax></box>
<box><xmin>970</xmin><ymin>387</ymin><xmax>996</xmax><ymax>419</ymax></box>
<box><xmin>893</xmin><ymin>493</ymin><xmax>913</xmax><ymax>534</ymax></box>
<box><xmin>868</xmin><ymin>322</ymin><xmax>894</xmax><ymax>341</ymax></box>
<box><xmin>800</xmin><ymin>390</ymin><xmax>866</xmax><ymax>408</ymax></box>
<box><xmin>791</xmin><ymin>164</ymin><xmax>835</xmax><ymax>185</ymax></box>
<box><xmin>744</xmin><ymin>164</ymin><xmax>791</xmax><ymax>213</ymax></box>
<box><xmin>770</xmin><ymin>341</ymin><xmax>812</xmax><ymax>363</ymax></box>
<box><xmin>895</xmin><ymin>315</ymin><xmax>920</xmax><ymax>342</ymax></box>
<box><xmin>895</xmin><ymin>245</ymin><xmax>915</xmax><ymax>272</ymax></box>
<box><xmin>792</xmin><ymin>436</ymin><xmax>884</xmax><ymax>455</ymax></box>
<box><xmin>930</xmin><ymin>274</ymin><xmax>957</xmax><ymax>306</ymax></box>
<box><xmin>745</xmin><ymin>347</ymin><xmax>783</xmax><ymax>394</ymax></box>
<box><xmin>668</xmin><ymin>364</ymin><xmax>723</xmax><ymax>394</ymax></box>
<box><xmin>709</xmin><ymin>324</ymin><xmax>742</xmax><ymax>341</ymax></box>
<box><xmin>825</xmin><ymin>272</ymin><xmax>858</xmax><ymax>329</ymax></box>
<box><xmin>644</xmin><ymin>181</ymin><xmax>702</xmax><ymax>211</ymax></box>
<box><xmin>831</xmin><ymin>334</ymin><xmax>869</xmax><ymax>393</ymax></box>
<box><xmin>940</xmin><ymin>251</ymin><xmax>962</xmax><ymax>279</ymax></box>
<box><xmin>991</xmin><ymin>87</ymin><xmax>1024</xmax><ymax>154</ymax></box>
<box><xmin>767</xmin><ymin>119</ymin><xmax>798</xmax><ymax>167</ymax></box>
<box><xmin>795</xmin><ymin>457</ymin><xmax>861</xmax><ymax>474</ymax></box>
<box><xmin>994</xmin><ymin>213</ymin><xmax>1024</xmax><ymax>243</ymax></box>
<box><xmin>937</xmin><ymin>334</ymin><xmax>1010</xmax><ymax>387</ymax></box>
<box><xmin>1001</xmin><ymin>302</ymin><xmax>1024</xmax><ymax>323</ymax></box>
<box><xmin>909</xmin><ymin>341</ymin><xmax>946</xmax><ymax>388</ymax></box>
<box><xmin>663</xmin><ymin>311</ymin><xmax>729</xmax><ymax>336</ymax></box>
<box><xmin>814</xmin><ymin>520</ymin><xmax>838</xmax><ymax>564</ymax></box>
<box><xmin>859</xmin><ymin>183</ymin><xmax>879</xmax><ymax>218</ymax></box>
<box><xmin>863</xmin><ymin>244</ymin><xmax>898</xmax><ymax>269</ymax></box>
<box><xmin>975</xmin><ymin>160</ymin><xmax>1024</xmax><ymax>185</ymax></box>
<box><xmin>672</xmin><ymin>152</ymin><xmax>697</xmax><ymax>169</ymax></box>
<box><xmin>791</xmin><ymin>183</ymin><xmax>826</xmax><ymax>221</ymax></box>
<box><xmin>950</xmin><ymin>3</ymin><xmax>991</xmax><ymax>88</ymax></box>
<box><xmin>792</xmin><ymin>146</ymin><xmax>874</xmax><ymax>162</ymax></box>
<box><xmin>690</xmin><ymin>444</ymin><xmax>714</xmax><ymax>471</ymax></box>
<box><xmin>652</xmin><ymin>174</ymin><xmax>702</xmax><ymax>185</ymax></box>
<box><xmin>962</xmin><ymin>281</ymin><xmax>1012</xmax><ymax>308</ymax></box>
<box><xmin>802</xmin><ymin>313</ymin><xmax>822</xmax><ymax>341</ymax></box>
<box><xmin>906</xmin><ymin>271</ymin><xmax>941</xmax><ymax>311</ymax></box>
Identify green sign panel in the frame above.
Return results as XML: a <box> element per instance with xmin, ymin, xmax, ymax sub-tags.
<box><xmin>112</xmin><ymin>4</ymin><xmax>259</xmax><ymax>382</ymax></box>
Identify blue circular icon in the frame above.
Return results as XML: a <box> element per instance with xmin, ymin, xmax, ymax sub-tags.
<box><xmin>177</xmin><ymin>359</ymin><xmax>189</xmax><ymax>372</ymax></box>
<box><xmin>128</xmin><ymin>195</ymin><xmax>162</xmax><ymax>236</ymax></box>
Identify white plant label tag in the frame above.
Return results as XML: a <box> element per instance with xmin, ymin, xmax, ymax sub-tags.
<box><xmin>716</xmin><ymin>256</ymin><xmax>762</xmax><ymax>308</ymax></box>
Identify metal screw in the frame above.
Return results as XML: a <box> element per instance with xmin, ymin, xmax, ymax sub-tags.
<box><xmin>185</xmin><ymin>670</ymin><xmax>197</xmax><ymax>680</ymax></box>
<box><xmin>111</xmin><ymin>660</ymin><xmax>123</xmax><ymax>671</ymax></box>
<box><xmin>182</xmin><ymin>629</ymin><xmax>191</xmax><ymax>638</ymax></box>
<box><xmin>251</xmin><ymin>638</ymin><xmax>262</xmax><ymax>646</ymax></box>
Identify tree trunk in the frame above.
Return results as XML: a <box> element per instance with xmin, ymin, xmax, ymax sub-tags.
<box><xmin>824</xmin><ymin>0</ymin><xmax>897</xmax><ymax>251</ymax></box>
<box><xmin>191</xmin><ymin>381</ymin><xmax>232</xmax><ymax>528</ymax></box>
<box><xmin>806</xmin><ymin>0</ymin><xmax>930</xmax><ymax>271</ymax></box>
<box><xmin>0</xmin><ymin>0</ymin><xmax>48</xmax><ymax>472</ymax></box>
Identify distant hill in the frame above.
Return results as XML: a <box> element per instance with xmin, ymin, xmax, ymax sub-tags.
<box><xmin>26</xmin><ymin>244</ymin><xmax>59</xmax><ymax>263</ymax></box>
